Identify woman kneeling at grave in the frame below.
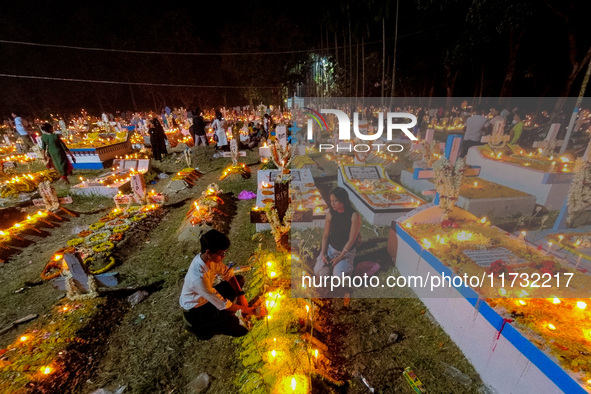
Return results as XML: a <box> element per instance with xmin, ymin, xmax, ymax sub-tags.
<box><xmin>313</xmin><ymin>187</ymin><xmax>362</xmax><ymax>296</ymax></box>
<box><xmin>180</xmin><ymin>229</ymin><xmax>264</xmax><ymax>340</ymax></box>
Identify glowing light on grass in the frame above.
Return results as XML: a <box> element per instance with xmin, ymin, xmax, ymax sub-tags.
<box><xmin>547</xmin><ymin>323</ymin><xmax>557</xmax><ymax>331</ymax></box>
<box><xmin>41</xmin><ymin>366</ymin><xmax>52</xmax><ymax>375</ymax></box>
<box><xmin>576</xmin><ymin>301</ymin><xmax>587</xmax><ymax>310</ymax></box>
<box><xmin>551</xmin><ymin>297</ymin><xmax>561</xmax><ymax>304</ymax></box>
<box><xmin>20</xmin><ymin>336</ymin><xmax>28</xmax><ymax>342</ymax></box>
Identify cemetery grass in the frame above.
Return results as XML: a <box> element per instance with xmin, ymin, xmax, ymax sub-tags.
<box><xmin>2</xmin><ymin>148</ymin><xmax>483</xmax><ymax>393</ymax></box>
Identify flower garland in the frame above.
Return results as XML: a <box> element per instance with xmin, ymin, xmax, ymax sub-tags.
<box><xmin>220</xmin><ymin>163</ymin><xmax>251</xmax><ymax>180</ymax></box>
<box><xmin>264</xmin><ymin>201</ymin><xmax>294</xmax><ymax>247</ymax></box>
<box><xmin>420</xmin><ymin>140</ymin><xmax>439</xmax><ymax>167</ymax></box>
<box><xmin>270</xmin><ymin>140</ymin><xmax>291</xmax><ymax>173</ymax></box>
<box><xmin>84</xmin><ymin>255</ymin><xmax>117</xmax><ymax>275</ymax></box>
<box><xmin>567</xmin><ymin>158</ymin><xmax>591</xmax><ymax>225</ymax></box>
<box><xmin>432</xmin><ymin>157</ymin><xmax>467</xmax><ymax>220</ymax></box>
<box><xmin>84</xmin><ymin>230</ymin><xmax>111</xmax><ymax>246</ymax></box>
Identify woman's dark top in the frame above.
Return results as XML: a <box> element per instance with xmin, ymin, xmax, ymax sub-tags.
<box><xmin>193</xmin><ymin>116</ymin><xmax>206</xmax><ymax>136</ymax></box>
<box><xmin>328</xmin><ymin>209</ymin><xmax>355</xmax><ymax>251</ymax></box>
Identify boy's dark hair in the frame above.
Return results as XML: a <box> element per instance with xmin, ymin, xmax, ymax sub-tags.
<box><xmin>200</xmin><ymin>229</ymin><xmax>230</xmax><ymax>253</ymax></box>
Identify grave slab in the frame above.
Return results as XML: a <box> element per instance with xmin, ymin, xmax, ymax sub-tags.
<box><xmin>466</xmin><ymin>146</ymin><xmax>573</xmax><ymax>210</ymax></box>
<box><xmin>337</xmin><ymin>164</ymin><xmax>424</xmax><ymax>226</ymax></box>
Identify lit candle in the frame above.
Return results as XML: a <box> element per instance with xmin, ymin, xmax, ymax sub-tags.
<box><xmin>576</xmin><ymin>254</ymin><xmax>583</xmax><ymax>269</ymax></box>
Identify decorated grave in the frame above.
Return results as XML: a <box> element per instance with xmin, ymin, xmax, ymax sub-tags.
<box><xmin>40</xmin><ymin>203</ymin><xmax>162</xmax><ymax>281</ymax></box>
<box><xmin>67</xmin><ymin>131</ymin><xmax>132</xmax><ymax>169</ymax></box>
<box><xmin>466</xmin><ymin>125</ymin><xmax>574</xmax><ymax>209</ymax></box>
<box><xmin>337</xmin><ymin>164</ymin><xmax>424</xmax><ymax>226</ymax></box>
<box><xmin>532</xmin><ymin>157</ymin><xmax>591</xmax><ymax>272</ymax></box>
<box><xmin>402</xmin><ymin>134</ymin><xmax>535</xmax><ymax>218</ymax></box>
<box><xmin>71</xmin><ymin>159</ymin><xmax>150</xmax><ymax>197</ymax></box>
<box><xmin>0</xmin><ymin>170</ymin><xmax>60</xmax><ymax>199</ymax></box>
<box><xmin>177</xmin><ymin>183</ymin><xmax>237</xmax><ymax>243</ymax></box>
<box><xmin>252</xmin><ymin>169</ymin><xmax>326</xmax><ymax>232</ymax></box>
<box><xmin>400</xmin><ymin>172</ymin><xmax>536</xmax><ymax>218</ymax></box>
<box><xmin>388</xmin><ymin>145</ymin><xmax>591</xmax><ymax>392</ymax></box>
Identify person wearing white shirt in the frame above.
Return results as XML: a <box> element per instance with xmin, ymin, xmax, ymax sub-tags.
<box><xmin>180</xmin><ymin>229</ymin><xmax>262</xmax><ymax>340</ymax></box>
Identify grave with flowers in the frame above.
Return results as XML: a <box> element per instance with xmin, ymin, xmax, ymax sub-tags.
<box><xmin>402</xmin><ymin>134</ymin><xmax>536</xmax><ymax>218</ymax></box>
<box><xmin>389</xmin><ymin>139</ymin><xmax>591</xmax><ymax>392</ymax></box>
<box><xmin>466</xmin><ymin>124</ymin><xmax>576</xmax><ymax>210</ymax></box>
<box><xmin>529</xmin><ymin>155</ymin><xmax>591</xmax><ymax>274</ymax></box>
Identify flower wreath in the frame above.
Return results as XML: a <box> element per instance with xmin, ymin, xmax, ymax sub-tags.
<box><xmin>67</xmin><ymin>238</ymin><xmax>85</xmax><ymax>247</ymax></box>
<box><xmin>104</xmin><ymin>218</ymin><xmax>131</xmax><ymax>230</ymax></box>
<box><xmin>109</xmin><ymin>232</ymin><xmax>124</xmax><ymax>242</ymax></box>
<box><xmin>112</xmin><ymin>224</ymin><xmax>130</xmax><ymax>233</ymax></box>
<box><xmin>84</xmin><ymin>230</ymin><xmax>112</xmax><ymax>246</ymax></box>
<box><xmin>131</xmin><ymin>213</ymin><xmax>148</xmax><ymax>222</ymax></box>
<box><xmin>89</xmin><ymin>222</ymin><xmax>106</xmax><ymax>231</ymax></box>
<box><xmin>92</xmin><ymin>241</ymin><xmax>114</xmax><ymax>253</ymax></box>
<box><xmin>84</xmin><ymin>255</ymin><xmax>116</xmax><ymax>275</ymax></box>
<box><xmin>41</xmin><ymin>261</ymin><xmax>63</xmax><ymax>280</ymax></box>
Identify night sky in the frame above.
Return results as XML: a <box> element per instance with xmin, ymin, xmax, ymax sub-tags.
<box><xmin>0</xmin><ymin>0</ymin><xmax>589</xmax><ymax>117</ymax></box>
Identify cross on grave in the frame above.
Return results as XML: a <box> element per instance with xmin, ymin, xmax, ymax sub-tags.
<box><xmin>250</xmin><ymin>173</ymin><xmax>313</xmax><ymax>224</ymax></box>
<box><xmin>410</xmin><ymin>129</ymin><xmax>445</xmax><ymax>167</ymax></box>
<box><xmin>52</xmin><ymin>253</ymin><xmax>118</xmax><ymax>294</ymax></box>
<box><xmin>412</xmin><ymin>134</ymin><xmax>481</xmax><ymax>201</ymax></box>
<box><xmin>411</xmin><ymin>129</ymin><xmax>437</xmax><ymax>151</ymax></box>
<box><xmin>533</xmin><ymin>123</ymin><xmax>563</xmax><ymax>154</ymax></box>
<box><xmin>481</xmin><ymin>120</ymin><xmax>510</xmax><ymax>150</ymax></box>
<box><xmin>33</xmin><ymin>181</ymin><xmax>77</xmax><ymax>217</ymax></box>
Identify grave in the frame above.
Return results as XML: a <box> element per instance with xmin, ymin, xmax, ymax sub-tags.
<box><xmin>466</xmin><ymin>145</ymin><xmax>573</xmax><ymax>210</ymax></box>
<box><xmin>70</xmin><ymin>159</ymin><xmax>150</xmax><ymax>197</ymax></box>
<box><xmin>252</xmin><ymin>169</ymin><xmax>325</xmax><ymax>232</ymax></box>
<box><xmin>400</xmin><ymin>173</ymin><xmax>536</xmax><ymax>218</ymax></box>
<box><xmin>388</xmin><ymin>145</ymin><xmax>591</xmax><ymax>392</ymax></box>
<box><xmin>399</xmin><ymin>134</ymin><xmax>532</xmax><ymax>219</ymax></box>
<box><xmin>337</xmin><ymin>164</ymin><xmax>424</xmax><ymax>226</ymax></box>
<box><xmin>69</xmin><ymin>134</ymin><xmax>132</xmax><ymax>169</ymax></box>
<box><xmin>388</xmin><ymin>202</ymin><xmax>591</xmax><ymax>393</ymax></box>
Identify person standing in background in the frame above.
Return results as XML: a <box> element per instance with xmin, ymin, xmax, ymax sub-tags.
<box><xmin>11</xmin><ymin>112</ymin><xmax>34</xmax><ymax>150</ymax></box>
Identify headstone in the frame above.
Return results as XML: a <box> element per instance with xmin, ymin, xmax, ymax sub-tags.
<box><xmin>52</xmin><ymin>253</ymin><xmax>118</xmax><ymax>292</ymax></box>
<box><xmin>533</xmin><ymin>124</ymin><xmax>563</xmax><ymax>154</ymax></box>
<box><xmin>230</xmin><ymin>139</ymin><xmax>239</xmax><ymax>165</ymax></box>
<box><xmin>276</xmin><ymin>125</ymin><xmax>287</xmax><ymax>148</ymax></box>
<box><xmin>481</xmin><ymin>120</ymin><xmax>509</xmax><ymax>150</ymax></box>
<box><xmin>131</xmin><ymin>173</ymin><xmax>146</xmax><ymax>203</ymax></box>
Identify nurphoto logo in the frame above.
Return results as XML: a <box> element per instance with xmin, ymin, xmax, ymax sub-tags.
<box><xmin>303</xmin><ymin>107</ymin><xmax>418</xmax><ymax>153</ymax></box>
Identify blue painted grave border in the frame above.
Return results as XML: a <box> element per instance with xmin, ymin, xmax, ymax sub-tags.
<box><xmin>395</xmin><ymin>222</ymin><xmax>585</xmax><ymax>394</ymax></box>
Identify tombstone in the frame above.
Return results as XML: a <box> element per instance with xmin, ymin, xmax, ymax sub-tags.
<box><xmin>481</xmin><ymin>120</ymin><xmax>510</xmax><ymax>150</ymax></box>
<box><xmin>130</xmin><ymin>173</ymin><xmax>146</xmax><ymax>203</ymax></box>
<box><xmin>230</xmin><ymin>139</ymin><xmax>239</xmax><ymax>165</ymax></box>
<box><xmin>276</xmin><ymin>125</ymin><xmax>288</xmax><ymax>148</ymax></box>
<box><xmin>533</xmin><ymin>124</ymin><xmax>563</xmax><ymax>155</ymax></box>
<box><xmin>52</xmin><ymin>253</ymin><xmax>118</xmax><ymax>294</ymax></box>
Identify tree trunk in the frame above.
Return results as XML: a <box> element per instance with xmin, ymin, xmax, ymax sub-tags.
<box><xmin>381</xmin><ymin>18</ymin><xmax>385</xmax><ymax>107</ymax></box>
<box><xmin>499</xmin><ymin>28</ymin><xmax>524</xmax><ymax>98</ymax></box>
<box><xmin>362</xmin><ymin>37</ymin><xmax>365</xmax><ymax>101</ymax></box>
<box><xmin>390</xmin><ymin>0</ymin><xmax>400</xmax><ymax>102</ymax></box>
